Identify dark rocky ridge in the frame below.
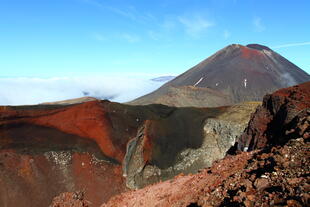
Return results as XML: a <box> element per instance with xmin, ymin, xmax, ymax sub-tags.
<box><xmin>130</xmin><ymin>44</ymin><xmax>310</xmax><ymax>107</ymax></box>
<box><xmin>237</xmin><ymin>81</ymin><xmax>310</xmax><ymax>151</ymax></box>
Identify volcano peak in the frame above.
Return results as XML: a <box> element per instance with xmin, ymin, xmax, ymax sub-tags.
<box><xmin>246</xmin><ymin>44</ymin><xmax>272</xmax><ymax>51</ymax></box>
<box><xmin>130</xmin><ymin>44</ymin><xmax>310</xmax><ymax>107</ymax></box>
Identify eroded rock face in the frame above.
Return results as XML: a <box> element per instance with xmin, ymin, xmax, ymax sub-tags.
<box><xmin>237</xmin><ymin>81</ymin><xmax>310</xmax><ymax>151</ymax></box>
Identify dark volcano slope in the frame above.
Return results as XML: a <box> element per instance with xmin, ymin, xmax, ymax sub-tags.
<box><xmin>130</xmin><ymin>44</ymin><xmax>310</xmax><ymax>107</ymax></box>
<box><xmin>0</xmin><ymin>100</ymin><xmax>257</xmax><ymax>207</ymax></box>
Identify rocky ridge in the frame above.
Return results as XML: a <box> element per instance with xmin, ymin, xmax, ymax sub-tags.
<box><xmin>101</xmin><ymin>81</ymin><xmax>310</xmax><ymax>207</ymax></box>
<box><xmin>237</xmin><ymin>81</ymin><xmax>310</xmax><ymax>151</ymax></box>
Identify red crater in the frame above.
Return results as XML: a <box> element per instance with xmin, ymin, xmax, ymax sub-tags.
<box><xmin>31</xmin><ymin>101</ymin><xmax>123</xmax><ymax>162</ymax></box>
<box><xmin>0</xmin><ymin>101</ymin><xmax>126</xmax><ymax>163</ymax></box>
<box><xmin>0</xmin><ymin>100</ymin><xmax>141</xmax><ymax>207</ymax></box>
<box><xmin>240</xmin><ymin>45</ymin><xmax>264</xmax><ymax>59</ymax></box>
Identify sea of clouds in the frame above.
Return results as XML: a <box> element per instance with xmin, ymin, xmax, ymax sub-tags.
<box><xmin>0</xmin><ymin>74</ymin><xmax>173</xmax><ymax>105</ymax></box>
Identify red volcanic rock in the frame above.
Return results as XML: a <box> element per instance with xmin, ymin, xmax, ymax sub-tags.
<box><xmin>254</xmin><ymin>177</ymin><xmax>270</xmax><ymax>191</ymax></box>
<box><xmin>237</xmin><ymin>81</ymin><xmax>310</xmax><ymax>151</ymax></box>
<box><xmin>50</xmin><ymin>192</ymin><xmax>90</xmax><ymax>207</ymax></box>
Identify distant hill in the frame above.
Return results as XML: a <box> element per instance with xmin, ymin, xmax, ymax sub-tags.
<box><xmin>151</xmin><ymin>76</ymin><xmax>176</xmax><ymax>82</ymax></box>
<box><xmin>40</xmin><ymin>96</ymin><xmax>98</xmax><ymax>105</ymax></box>
<box><xmin>130</xmin><ymin>44</ymin><xmax>310</xmax><ymax>107</ymax></box>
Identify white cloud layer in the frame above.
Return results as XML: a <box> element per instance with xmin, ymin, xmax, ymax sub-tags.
<box><xmin>0</xmin><ymin>75</ymin><xmax>168</xmax><ymax>106</ymax></box>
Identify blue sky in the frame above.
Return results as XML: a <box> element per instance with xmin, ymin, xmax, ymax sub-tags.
<box><xmin>1</xmin><ymin>0</ymin><xmax>310</xmax><ymax>77</ymax></box>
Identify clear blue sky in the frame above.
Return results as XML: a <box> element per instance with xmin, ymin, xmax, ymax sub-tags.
<box><xmin>1</xmin><ymin>0</ymin><xmax>310</xmax><ymax>77</ymax></box>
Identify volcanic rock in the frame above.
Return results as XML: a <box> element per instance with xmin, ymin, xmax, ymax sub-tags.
<box><xmin>130</xmin><ymin>44</ymin><xmax>310</xmax><ymax>107</ymax></box>
<box><xmin>254</xmin><ymin>178</ymin><xmax>270</xmax><ymax>191</ymax></box>
<box><xmin>50</xmin><ymin>192</ymin><xmax>90</xmax><ymax>207</ymax></box>
<box><xmin>0</xmin><ymin>100</ymin><xmax>257</xmax><ymax>206</ymax></box>
<box><xmin>237</xmin><ymin>81</ymin><xmax>310</xmax><ymax>151</ymax></box>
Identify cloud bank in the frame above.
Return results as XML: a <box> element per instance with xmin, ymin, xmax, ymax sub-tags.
<box><xmin>0</xmin><ymin>75</ymin><xmax>169</xmax><ymax>106</ymax></box>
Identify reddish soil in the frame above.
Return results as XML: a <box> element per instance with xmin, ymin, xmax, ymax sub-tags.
<box><xmin>0</xmin><ymin>150</ymin><xmax>127</xmax><ymax>207</ymax></box>
<box><xmin>50</xmin><ymin>191</ymin><xmax>91</xmax><ymax>207</ymax></box>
